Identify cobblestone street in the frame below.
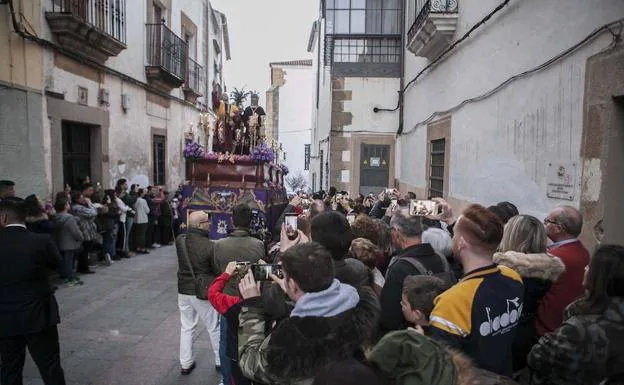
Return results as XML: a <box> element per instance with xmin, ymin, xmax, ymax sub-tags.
<box><xmin>23</xmin><ymin>246</ymin><xmax>220</xmax><ymax>385</ymax></box>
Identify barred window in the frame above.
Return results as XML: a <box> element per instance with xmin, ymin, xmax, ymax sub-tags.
<box><xmin>325</xmin><ymin>0</ymin><xmax>401</xmax><ymax>35</ymax></box>
<box><xmin>429</xmin><ymin>139</ymin><xmax>445</xmax><ymax>198</ymax></box>
<box><xmin>332</xmin><ymin>37</ymin><xmax>401</xmax><ymax>64</ymax></box>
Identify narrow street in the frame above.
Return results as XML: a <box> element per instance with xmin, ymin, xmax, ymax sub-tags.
<box><xmin>23</xmin><ymin>246</ymin><xmax>220</xmax><ymax>385</ymax></box>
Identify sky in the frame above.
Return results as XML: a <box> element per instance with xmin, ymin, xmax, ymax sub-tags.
<box><xmin>210</xmin><ymin>0</ymin><xmax>319</xmax><ymax>105</ymax></box>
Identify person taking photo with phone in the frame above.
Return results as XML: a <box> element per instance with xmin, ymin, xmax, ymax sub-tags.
<box><xmin>237</xmin><ymin>242</ymin><xmax>380</xmax><ymax>385</ymax></box>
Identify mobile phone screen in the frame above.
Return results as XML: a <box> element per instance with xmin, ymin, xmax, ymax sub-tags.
<box><xmin>285</xmin><ymin>215</ymin><xmax>298</xmax><ymax>237</ymax></box>
<box><xmin>251</xmin><ymin>264</ymin><xmax>283</xmax><ymax>281</ymax></box>
<box><xmin>409</xmin><ymin>200</ymin><xmax>439</xmax><ymax>216</ymax></box>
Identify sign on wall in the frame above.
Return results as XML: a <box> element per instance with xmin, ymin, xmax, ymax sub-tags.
<box><xmin>547</xmin><ymin>161</ymin><xmax>577</xmax><ymax>201</ymax></box>
<box><xmin>304</xmin><ymin>144</ymin><xmax>311</xmax><ymax>170</ymax></box>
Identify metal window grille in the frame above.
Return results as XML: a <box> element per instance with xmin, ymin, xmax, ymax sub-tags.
<box><xmin>185</xmin><ymin>57</ymin><xmax>203</xmax><ymax>94</ymax></box>
<box><xmin>332</xmin><ymin>37</ymin><xmax>401</xmax><ymax>64</ymax></box>
<box><xmin>153</xmin><ymin>135</ymin><xmax>166</xmax><ymax>186</ymax></box>
<box><xmin>146</xmin><ymin>23</ymin><xmax>188</xmax><ymax>81</ymax></box>
<box><xmin>429</xmin><ymin>138</ymin><xmax>445</xmax><ymax>198</ymax></box>
<box><xmin>51</xmin><ymin>0</ymin><xmax>127</xmax><ymax>43</ymax></box>
<box><xmin>325</xmin><ymin>0</ymin><xmax>401</xmax><ymax>35</ymax></box>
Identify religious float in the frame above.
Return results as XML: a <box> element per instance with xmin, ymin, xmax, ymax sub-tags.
<box><xmin>178</xmin><ymin>88</ymin><xmax>288</xmax><ymax>242</ymax></box>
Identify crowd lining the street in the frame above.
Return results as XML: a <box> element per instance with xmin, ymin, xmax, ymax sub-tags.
<box><xmin>1</xmin><ymin>179</ymin><xmax>623</xmax><ymax>385</ymax></box>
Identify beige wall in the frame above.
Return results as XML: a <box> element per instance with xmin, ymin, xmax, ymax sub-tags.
<box><xmin>0</xmin><ymin>0</ymin><xmax>43</xmax><ymax>90</ymax></box>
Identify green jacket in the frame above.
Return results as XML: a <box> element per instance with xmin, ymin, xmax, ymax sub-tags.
<box><xmin>238</xmin><ymin>286</ymin><xmax>380</xmax><ymax>385</ymax></box>
<box><xmin>214</xmin><ymin>229</ymin><xmax>265</xmax><ymax>295</ymax></box>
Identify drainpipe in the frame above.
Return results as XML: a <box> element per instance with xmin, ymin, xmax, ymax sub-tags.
<box><xmin>397</xmin><ymin>0</ymin><xmax>406</xmax><ymax>136</ymax></box>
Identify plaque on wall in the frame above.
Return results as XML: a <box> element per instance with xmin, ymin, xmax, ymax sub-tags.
<box><xmin>370</xmin><ymin>157</ymin><xmax>381</xmax><ymax>167</ymax></box>
<box><xmin>547</xmin><ymin>161</ymin><xmax>577</xmax><ymax>201</ymax></box>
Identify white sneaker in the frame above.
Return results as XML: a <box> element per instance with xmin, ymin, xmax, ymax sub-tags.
<box><xmin>153</xmin><ymin>243</ymin><xmax>162</xmax><ymax>248</ymax></box>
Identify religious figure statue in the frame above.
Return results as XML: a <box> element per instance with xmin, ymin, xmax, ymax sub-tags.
<box><xmin>211</xmin><ymin>83</ymin><xmax>240</xmax><ymax>154</ymax></box>
<box><xmin>241</xmin><ymin>93</ymin><xmax>266</xmax><ymax>155</ymax></box>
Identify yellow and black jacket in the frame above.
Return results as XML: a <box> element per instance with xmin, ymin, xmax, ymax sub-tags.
<box><xmin>430</xmin><ymin>264</ymin><xmax>524</xmax><ymax>377</ymax></box>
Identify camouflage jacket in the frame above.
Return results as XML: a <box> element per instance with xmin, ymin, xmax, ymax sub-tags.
<box><xmin>527</xmin><ymin>297</ymin><xmax>624</xmax><ymax>385</ymax></box>
<box><xmin>238</xmin><ymin>286</ymin><xmax>380</xmax><ymax>385</ymax></box>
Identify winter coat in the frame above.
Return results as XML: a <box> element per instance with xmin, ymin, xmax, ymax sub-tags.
<box><xmin>26</xmin><ymin>217</ymin><xmax>54</xmax><ymax>235</ymax></box>
<box><xmin>380</xmin><ymin>243</ymin><xmax>450</xmax><ymax>333</ymax></box>
<box><xmin>528</xmin><ymin>297</ymin><xmax>624</xmax><ymax>385</ymax></box>
<box><xmin>134</xmin><ymin>197</ymin><xmax>150</xmax><ymax>224</ymax></box>
<box><xmin>175</xmin><ymin>228</ymin><xmax>217</xmax><ymax>295</ymax></box>
<box><xmin>214</xmin><ymin>229</ymin><xmax>266</xmax><ymax>295</ymax></box>
<box><xmin>70</xmin><ymin>203</ymin><xmax>98</xmax><ymax>242</ymax></box>
<box><xmin>238</xmin><ymin>285</ymin><xmax>380</xmax><ymax>385</ymax></box>
<box><xmin>51</xmin><ymin>213</ymin><xmax>84</xmax><ymax>251</ymax></box>
<box><xmin>493</xmin><ymin>251</ymin><xmax>565</xmax><ymax>371</ymax></box>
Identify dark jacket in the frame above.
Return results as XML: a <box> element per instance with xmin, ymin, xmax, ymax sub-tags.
<box><xmin>528</xmin><ymin>297</ymin><xmax>624</xmax><ymax>385</ymax></box>
<box><xmin>493</xmin><ymin>251</ymin><xmax>565</xmax><ymax>371</ymax></box>
<box><xmin>175</xmin><ymin>228</ymin><xmax>217</xmax><ymax>295</ymax></box>
<box><xmin>51</xmin><ymin>213</ymin><xmax>84</xmax><ymax>252</ymax></box>
<box><xmin>380</xmin><ymin>243</ymin><xmax>447</xmax><ymax>333</ymax></box>
<box><xmin>214</xmin><ymin>229</ymin><xmax>266</xmax><ymax>295</ymax></box>
<box><xmin>26</xmin><ymin>217</ymin><xmax>54</xmax><ymax>234</ymax></box>
<box><xmin>0</xmin><ymin>226</ymin><xmax>62</xmax><ymax>337</ymax></box>
<box><xmin>238</xmin><ymin>286</ymin><xmax>380</xmax><ymax>385</ymax></box>
<box><xmin>145</xmin><ymin>195</ymin><xmax>157</xmax><ymax>221</ymax></box>
<box><xmin>368</xmin><ymin>201</ymin><xmax>388</xmax><ymax>220</ymax></box>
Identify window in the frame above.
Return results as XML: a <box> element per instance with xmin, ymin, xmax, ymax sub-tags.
<box><xmin>326</xmin><ymin>0</ymin><xmax>401</xmax><ymax>36</ymax></box>
<box><xmin>332</xmin><ymin>37</ymin><xmax>401</xmax><ymax>63</ymax></box>
<box><xmin>304</xmin><ymin>144</ymin><xmax>311</xmax><ymax>170</ymax></box>
<box><xmin>153</xmin><ymin>135</ymin><xmax>166</xmax><ymax>185</ymax></box>
<box><xmin>429</xmin><ymin>139</ymin><xmax>445</xmax><ymax>198</ymax></box>
<box><xmin>312</xmin><ymin>172</ymin><xmax>317</xmax><ymax>192</ymax></box>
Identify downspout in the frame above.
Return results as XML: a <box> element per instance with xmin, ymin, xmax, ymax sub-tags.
<box><xmin>397</xmin><ymin>0</ymin><xmax>406</xmax><ymax>136</ymax></box>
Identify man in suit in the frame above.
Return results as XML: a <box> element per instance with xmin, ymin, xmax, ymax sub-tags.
<box><xmin>0</xmin><ymin>199</ymin><xmax>66</xmax><ymax>385</ymax></box>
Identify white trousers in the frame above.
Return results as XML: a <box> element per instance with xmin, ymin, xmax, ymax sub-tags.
<box><xmin>178</xmin><ymin>293</ymin><xmax>221</xmax><ymax>368</ymax></box>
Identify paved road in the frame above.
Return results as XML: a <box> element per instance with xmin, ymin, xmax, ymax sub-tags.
<box><xmin>23</xmin><ymin>246</ymin><xmax>221</xmax><ymax>385</ymax></box>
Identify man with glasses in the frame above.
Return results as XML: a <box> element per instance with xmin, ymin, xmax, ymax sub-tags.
<box><xmin>537</xmin><ymin>205</ymin><xmax>590</xmax><ymax>336</ymax></box>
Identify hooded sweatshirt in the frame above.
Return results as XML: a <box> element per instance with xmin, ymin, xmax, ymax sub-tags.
<box><xmin>290</xmin><ymin>279</ymin><xmax>359</xmax><ymax>318</ymax></box>
<box><xmin>52</xmin><ymin>212</ymin><xmax>84</xmax><ymax>251</ymax></box>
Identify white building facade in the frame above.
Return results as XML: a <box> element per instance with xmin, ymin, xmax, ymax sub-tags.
<box><xmin>0</xmin><ymin>0</ymin><xmax>231</xmax><ymax>197</ymax></box>
<box><xmin>266</xmin><ymin>60</ymin><xmax>314</xmax><ymax>191</ymax></box>
<box><xmin>396</xmin><ymin>0</ymin><xmax>624</xmax><ymax>247</ymax></box>
<box><xmin>309</xmin><ymin>0</ymin><xmax>402</xmax><ymax>195</ymax></box>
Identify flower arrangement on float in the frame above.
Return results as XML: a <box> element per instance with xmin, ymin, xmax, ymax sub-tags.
<box><xmin>183</xmin><ymin>141</ymin><xmax>277</xmax><ymax>165</ymax></box>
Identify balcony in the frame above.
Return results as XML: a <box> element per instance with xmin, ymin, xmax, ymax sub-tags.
<box><xmin>45</xmin><ymin>0</ymin><xmax>127</xmax><ymax>63</ymax></box>
<box><xmin>145</xmin><ymin>23</ymin><xmax>188</xmax><ymax>92</ymax></box>
<box><xmin>406</xmin><ymin>0</ymin><xmax>458</xmax><ymax>60</ymax></box>
<box><xmin>183</xmin><ymin>57</ymin><xmax>203</xmax><ymax>103</ymax></box>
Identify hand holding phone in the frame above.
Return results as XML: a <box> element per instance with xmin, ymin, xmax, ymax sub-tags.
<box><xmin>251</xmin><ymin>264</ymin><xmax>284</xmax><ymax>282</ymax></box>
<box><xmin>284</xmin><ymin>214</ymin><xmax>298</xmax><ymax>240</ymax></box>
<box><xmin>409</xmin><ymin>200</ymin><xmax>440</xmax><ymax>217</ymax></box>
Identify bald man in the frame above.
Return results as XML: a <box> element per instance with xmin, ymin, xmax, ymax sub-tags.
<box><xmin>175</xmin><ymin>211</ymin><xmax>220</xmax><ymax>374</ymax></box>
<box><xmin>537</xmin><ymin>205</ymin><xmax>590</xmax><ymax>335</ymax></box>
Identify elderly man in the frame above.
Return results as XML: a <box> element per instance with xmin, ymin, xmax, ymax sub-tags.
<box><xmin>175</xmin><ymin>211</ymin><xmax>220</xmax><ymax>375</ymax></box>
<box><xmin>379</xmin><ymin>211</ymin><xmax>451</xmax><ymax>334</ymax></box>
<box><xmin>537</xmin><ymin>205</ymin><xmax>590</xmax><ymax>336</ymax></box>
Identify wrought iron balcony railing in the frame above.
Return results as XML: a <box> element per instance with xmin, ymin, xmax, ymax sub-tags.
<box><xmin>146</xmin><ymin>23</ymin><xmax>188</xmax><ymax>82</ymax></box>
<box><xmin>407</xmin><ymin>0</ymin><xmax>458</xmax><ymax>44</ymax></box>
<box><xmin>184</xmin><ymin>57</ymin><xmax>203</xmax><ymax>95</ymax></box>
<box><xmin>50</xmin><ymin>0</ymin><xmax>126</xmax><ymax>44</ymax></box>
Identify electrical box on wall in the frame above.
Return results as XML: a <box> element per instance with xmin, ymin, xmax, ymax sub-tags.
<box><xmin>121</xmin><ymin>93</ymin><xmax>130</xmax><ymax>112</ymax></box>
<box><xmin>99</xmin><ymin>89</ymin><xmax>110</xmax><ymax>106</ymax></box>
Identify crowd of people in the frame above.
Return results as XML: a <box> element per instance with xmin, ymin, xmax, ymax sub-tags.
<box><xmin>2</xmin><ymin>176</ymin><xmax>624</xmax><ymax>385</ymax></box>
<box><xmin>0</xmin><ymin>178</ymin><xmax>184</xmax><ymax>385</ymax></box>
<box><xmin>173</xmin><ymin>187</ymin><xmax>624</xmax><ymax>385</ymax></box>
<box><xmin>0</xmin><ymin>179</ymin><xmax>180</xmax><ymax>286</ymax></box>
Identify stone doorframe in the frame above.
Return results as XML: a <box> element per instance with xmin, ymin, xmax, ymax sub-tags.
<box><xmin>47</xmin><ymin>96</ymin><xmax>110</xmax><ymax>193</ymax></box>
<box><xmin>579</xmin><ymin>46</ymin><xmax>624</xmax><ymax>248</ymax></box>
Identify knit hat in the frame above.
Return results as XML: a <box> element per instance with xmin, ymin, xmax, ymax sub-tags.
<box><xmin>368</xmin><ymin>330</ymin><xmax>458</xmax><ymax>385</ymax></box>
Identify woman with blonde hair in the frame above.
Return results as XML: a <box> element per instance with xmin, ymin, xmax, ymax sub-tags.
<box><xmin>493</xmin><ymin>215</ymin><xmax>565</xmax><ymax>372</ymax></box>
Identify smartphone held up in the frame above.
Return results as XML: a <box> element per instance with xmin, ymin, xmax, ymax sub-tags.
<box><xmin>251</xmin><ymin>264</ymin><xmax>284</xmax><ymax>282</ymax></box>
<box><xmin>409</xmin><ymin>200</ymin><xmax>440</xmax><ymax>217</ymax></box>
<box><xmin>285</xmin><ymin>214</ymin><xmax>298</xmax><ymax>240</ymax></box>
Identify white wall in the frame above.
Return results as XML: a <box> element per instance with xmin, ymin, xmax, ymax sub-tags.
<box><xmin>399</xmin><ymin>0</ymin><xmax>624</xmax><ymax>218</ymax></box>
<box><xmin>344</xmin><ymin>77</ymin><xmax>400</xmax><ymax>134</ymax></box>
<box><xmin>276</xmin><ymin>65</ymin><xmax>314</xmax><ymax>186</ymax></box>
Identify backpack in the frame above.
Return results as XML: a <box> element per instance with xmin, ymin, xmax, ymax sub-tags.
<box><xmin>400</xmin><ymin>252</ymin><xmax>457</xmax><ymax>287</ymax></box>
